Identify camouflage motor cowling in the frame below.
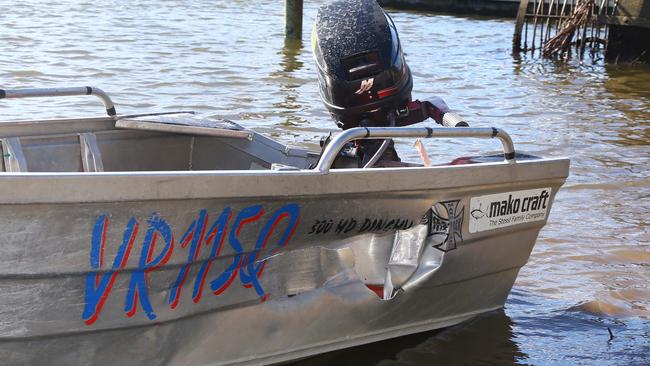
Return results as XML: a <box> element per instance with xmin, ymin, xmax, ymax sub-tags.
<box><xmin>312</xmin><ymin>0</ymin><xmax>413</xmax><ymax>129</ymax></box>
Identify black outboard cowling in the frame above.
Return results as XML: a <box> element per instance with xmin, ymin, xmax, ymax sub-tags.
<box><xmin>312</xmin><ymin>0</ymin><xmax>413</xmax><ymax>129</ymax></box>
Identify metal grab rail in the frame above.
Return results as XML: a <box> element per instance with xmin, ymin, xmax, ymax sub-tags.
<box><xmin>0</xmin><ymin>87</ymin><xmax>117</xmax><ymax>118</ymax></box>
<box><xmin>315</xmin><ymin>126</ymin><xmax>516</xmax><ymax>173</ymax></box>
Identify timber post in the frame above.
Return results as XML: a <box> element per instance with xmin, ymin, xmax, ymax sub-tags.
<box><xmin>285</xmin><ymin>0</ymin><xmax>304</xmax><ymax>40</ymax></box>
<box><xmin>512</xmin><ymin>0</ymin><xmax>530</xmax><ymax>51</ymax></box>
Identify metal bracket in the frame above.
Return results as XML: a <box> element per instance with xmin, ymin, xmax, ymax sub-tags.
<box><xmin>79</xmin><ymin>133</ymin><xmax>105</xmax><ymax>172</ymax></box>
<box><xmin>1</xmin><ymin>137</ymin><xmax>28</xmax><ymax>172</ymax></box>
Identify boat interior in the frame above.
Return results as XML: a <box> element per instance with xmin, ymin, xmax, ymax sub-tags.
<box><xmin>0</xmin><ymin>111</ymin><xmax>535</xmax><ymax>174</ymax></box>
<box><xmin>0</xmin><ymin>113</ymin><xmax>320</xmax><ymax>173</ymax></box>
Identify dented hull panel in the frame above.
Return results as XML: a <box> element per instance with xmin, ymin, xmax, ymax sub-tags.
<box><xmin>2</xmin><ymin>269</ymin><xmax>519</xmax><ymax>366</ymax></box>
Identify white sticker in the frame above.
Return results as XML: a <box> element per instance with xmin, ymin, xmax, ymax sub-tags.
<box><xmin>354</xmin><ymin>78</ymin><xmax>374</xmax><ymax>94</ymax></box>
<box><xmin>469</xmin><ymin>188</ymin><xmax>552</xmax><ymax>233</ymax></box>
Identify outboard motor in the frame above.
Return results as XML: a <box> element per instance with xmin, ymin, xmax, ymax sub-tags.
<box><xmin>312</xmin><ymin>0</ymin><xmax>412</xmax><ymax>130</ymax></box>
<box><xmin>312</xmin><ymin>0</ymin><xmax>465</xmax><ymax>168</ymax></box>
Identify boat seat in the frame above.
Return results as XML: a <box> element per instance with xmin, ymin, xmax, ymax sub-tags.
<box><xmin>115</xmin><ymin>113</ymin><xmax>253</xmax><ymax>139</ymax></box>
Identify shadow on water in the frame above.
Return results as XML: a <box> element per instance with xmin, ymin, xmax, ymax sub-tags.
<box><xmin>505</xmin><ymin>289</ymin><xmax>650</xmax><ymax>365</ymax></box>
<box><xmin>290</xmin><ymin>310</ymin><xmax>528</xmax><ymax>366</ymax></box>
<box><xmin>290</xmin><ymin>289</ymin><xmax>650</xmax><ymax>365</ymax></box>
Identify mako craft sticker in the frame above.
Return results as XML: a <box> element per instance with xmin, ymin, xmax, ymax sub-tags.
<box><xmin>469</xmin><ymin>188</ymin><xmax>552</xmax><ymax>233</ymax></box>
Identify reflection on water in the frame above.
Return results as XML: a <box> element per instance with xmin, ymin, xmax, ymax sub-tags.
<box><xmin>294</xmin><ymin>290</ymin><xmax>650</xmax><ymax>366</ymax></box>
<box><xmin>1</xmin><ymin>1</ymin><xmax>649</xmax><ymax>364</ymax></box>
<box><xmin>292</xmin><ymin>310</ymin><xmax>526</xmax><ymax>366</ymax></box>
<box><xmin>507</xmin><ymin>290</ymin><xmax>650</xmax><ymax>365</ymax></box>
<box><xmin>273</xmin><ymin>39</ymin><xmax>307</xmax><ymax>127</ymax></box>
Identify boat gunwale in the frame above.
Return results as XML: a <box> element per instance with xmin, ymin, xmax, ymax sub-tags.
<box><xmin>0</xmin><ymin>157</ymin><xmax>570</xmax><ymax>204</ymax></box>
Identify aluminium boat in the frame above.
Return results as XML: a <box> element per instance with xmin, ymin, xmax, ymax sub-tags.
<box><xmin>0</xmin><ymin>87</ymin><xmax>569</xmax><ymax>365</ymax></box>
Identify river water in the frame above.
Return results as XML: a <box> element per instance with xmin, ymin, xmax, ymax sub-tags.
<box><xmin>1</xmin><ymin>1</ymin><xmax>649</xmax><ymax>365</ymax></box>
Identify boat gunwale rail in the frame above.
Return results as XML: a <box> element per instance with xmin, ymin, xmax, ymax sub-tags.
<box><xmin>0</xmin><ymin>86</ymin><xmax>117</xmax><ymax>118</ymax></box>
<box><xmin>316</xmin><ymin>127</ymin><xmax>516</xmax><ymax>173</ymax></box>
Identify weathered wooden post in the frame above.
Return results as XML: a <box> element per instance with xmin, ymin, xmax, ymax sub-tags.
<box><xmin>285</xmin><ymin>0</ymin><xmax>303</xmax><ymax>40</ymax></box>
<box><xmin>512</xmin><ymin>0</ymin><xmax>530</xmax><ymax>52</ymax></box>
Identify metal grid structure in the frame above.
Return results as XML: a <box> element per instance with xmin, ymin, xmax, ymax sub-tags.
<box><xmin>513</xmin><ymin>0</ymin><xmax>618</xmax><ymax>60</ymax></box>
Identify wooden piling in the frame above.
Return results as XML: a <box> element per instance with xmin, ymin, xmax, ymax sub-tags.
<box><xmin>285</xmin><ymin>0</ymin><xmax>303</xmax><ymax>40</ymax></box>
<box><xmin>513</xmin><ymin>0</ymin><xmax>531</xmax><ymax>51</ymax></box>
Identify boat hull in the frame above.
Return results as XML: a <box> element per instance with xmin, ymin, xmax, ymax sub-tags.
<box><xmin>0</xmin><ymin>158</ymin><xmax>568</xmax><ymax>365</ymax></box>
<box><xmin>3</xmin><ymin>268</ymin><xmax>519</xmax><ymax>365</ymax></box>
